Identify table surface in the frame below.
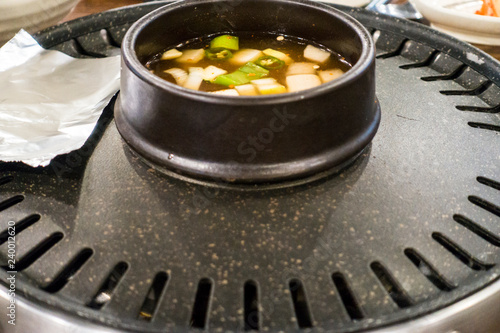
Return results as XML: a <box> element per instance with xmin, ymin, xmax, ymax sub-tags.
<box><xmin>63</xmin><ymin>0</ymin><xmax>499</xmax><ymax>60</ymax></box>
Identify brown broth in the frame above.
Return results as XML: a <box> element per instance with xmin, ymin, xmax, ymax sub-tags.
<box><xmin>145</xmin><ymin>33</ymin><xmax>352</xmax><ymax>93</ymax></box>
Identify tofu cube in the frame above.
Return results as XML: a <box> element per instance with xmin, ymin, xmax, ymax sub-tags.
<box><xmin>303</xmin><ymin>44</ymin><xmax>331</xmax><ymax>64</ymax></box>
<box><xmin>176</xmin><ymin>49</ymin><xmax>205</xmax><ymax>64</ymax></box>
<box><xmin>235</xmin><ymin>84</ymin><xmax>259</xmax><ymax>96</ymax></box>
<box><xmin>255</xmin><ymin>83</ymin><xmax>287</xmax><ymax>95</ymax></box>
<box><xmin>250</xmin><ymin>78</ymin><xmax>277</xmax><ymax>85</ymax></box>
<box><xmin>286</xmin><ymin>74</ymin><xmax>322</xmax><ymax>92</ymax></box>
<box><xmin>211</xmin><ymin>89</ymin><xmax>240</xmax><ymax>96</ymax></box>
<box><xmin>161</xmin><ymin>49</ymin><xmax>183</xmax><ymax>60</ymax></box>
<box><xmin>189</xmin><ymin>67</ymin><xmax>204</xmax><ymax>75</ymax></box>
<box><xmin>164</xmin><ymin>68</ymin><xmax>188</xmax><ymax>86</ymax></box>
<box><xmin>318</xmin><ymin>69</ymin><xmax>344</xmax><ymax>83</ymax></box>
<box><xmin>183</xmin><ymin>67</ymin><xmax>204</xmax><ymax>90</ymax></box>
<box><xmin>286</xmin><ymin>62</ymin><xmax>317</xmax><ymax>76</ymax></box>
<box><xmin>203</xmin><ymin>65</ymin><xmax>227</xmax><ymax>81</ymax></box>
<box><xmin>230</xmin><ymin>49</ymin><xmax>263</xmax><ymax>66</ymax></box>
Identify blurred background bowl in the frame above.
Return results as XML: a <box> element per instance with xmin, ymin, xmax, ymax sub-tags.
<box><xmin>411</xmin><ymin>0</ymin><xmax>500</xmax><ymax>59</ymax></box>
<box><xmin>411</xmin><ymin>0</ymin><xmax>500</xmax><ymax>45</ymax></box>
<box><xmin>0</xmin><ymin>0</ymin><xmax>80</xmax><ymax>45</ymax></box>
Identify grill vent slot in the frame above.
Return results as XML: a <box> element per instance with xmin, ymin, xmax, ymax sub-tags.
<box><xmin>6</xmin><ymin>232</ymin><xmax>63</xmax><ymax>271</ymax></box>
<box><xmin>0</xmin><ymin>195</ymin><xmax>24</xmax><ymax>212</ymax></box>
<box><xmin>244</xmin><ymin>280</ymin><xmax>260</xmax><ymax>331</ymax></box>
<box><xmin>44</xmin><ymin>248</ymin><xmax>94</xmax><ymax>293</ymax></box>
<box><xmin>440</xmin><ymin>81</ymin><xmax>493</xmax><ymax>96</ymax></box>
<box><xmin>75</xmin><ymin>30</ymin><xmax>120</xmax><ymax>57</ymax></box>
<box><xmin>421</xmin><ymin>64</ymin><xmax>467</xmax><ymax>82</ymax></box>
<box><xmin>370</xmin><ymin>262</ymin><xmax>413</xmax><ymax>308</ymax></box>
<box><xmin>468</xmin><ymin>122</ymin><xmax>500</xmax><ymax>133</ymax></box>
<box><xmin>289</xmin><ymin>279</ymin><xmax>313</xmax><ymax>328</ymax></box>
<box><xmin>468</xmin><ymin>196</ymin><xmax>500</xmax><ymax>218</ymax></box>
<box><xmin>190</xmin><ymin>278</ymin><xmax>213</xmax><ymax>329</ymax></box>
<box><xmin>477</xmin><ymin>176</ymin><xmax>500</xmax><ymax>191</ymax></box>
<box><xmin>0</xmin><ymin>214</ymin><xmax>41</xmax><ymax>245</ymax></box>
<box><xmin>453</xmin><ymin>215</ymin><xmax>500</xmax><ymax>247</ymax></box>
<box><xmin>70</xmin><ymin>38</ymin><xmax>95</xmax><ymax>58</ymax></box>
<box><xmin>138</xmin><ymin>271</ymin><xmax>169</xmax><ymax>321</ymax></box>
<box><xmin>399</xmin><ymin>50</ymin><xmax>439</xmax><ymax>69</ymax></box>
<box><xmin>376</xmin><ymin>39</ymin><xmax>408</xmax><ymax>59</ymax></box>
<box><xmin>404</xmin><ymin>248</ymin><xmax>455</xmax><ymax>291</ymax></box>
<box><xmin>331</xmin><ymin>272</ymin><xmax>364</xmax><ymax>320</ymax></box>
<box><xmin>432</xmin><ymin>233</ymin><xmax>495</xmax><ymax>270</ymax></box>
<box><xmin>87</xmin><ymin>261</ymin><xmax>128</xmax><ymax>309</ymax></box>
<box><xmin>107</xmin><ymin>24</ymin><xmax>131</xmax><ymax>47</ymax></box>
<box><xmin>0</xmin><ymin>176</ymin><xmax>14</xmax><ymax>187</ymax></box>
<box><xmin>455</xmin><ymin>104</ymin><xmax>500</xmax><ymax>114</ymax></box>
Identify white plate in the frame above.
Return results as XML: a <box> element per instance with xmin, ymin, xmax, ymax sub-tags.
<box><xmin>411</xmin><ymin>0</ymin><xmax>500</xmax><ymax>45</ymax></box>
<box><xmin>316</xmin><ymin>0</ymin><xmax>371</xmax><ymax>7</ymax></box>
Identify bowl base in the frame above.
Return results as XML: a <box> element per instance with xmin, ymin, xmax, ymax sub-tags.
<box><xmin>123</xmin><ymin>139</ymin><xmax>370</xmax><ymax>191</ymax></box>
<box><xmin>114</xmin><ymin>95</ymin><xmax>381</xmax><ymax>187</ymax></box>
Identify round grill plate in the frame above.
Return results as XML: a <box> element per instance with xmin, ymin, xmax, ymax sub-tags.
<box><xmin>0</xmin><ymin>2</ymin><xmax>499</xmax><ymax>332</ymax></box>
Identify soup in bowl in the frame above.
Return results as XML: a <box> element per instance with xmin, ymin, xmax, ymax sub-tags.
<box><xmin>146</xmin><ymin>32</ymin><xmax>353</xmax><ymax>96</ymax></box>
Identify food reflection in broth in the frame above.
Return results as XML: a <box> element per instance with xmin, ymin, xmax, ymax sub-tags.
<box><xmin>145</xmin><ymin>33</ymin><xmax>352</xmax><ymax>96</ymax></box>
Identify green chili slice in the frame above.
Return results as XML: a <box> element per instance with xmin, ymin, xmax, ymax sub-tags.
<box><xmin>255</xmin><ymin>56</ymin><xmax>285</xmax><ymax>70</ymax></box>
<box><xmin>205</xmin><ymin>49</ymin><xmax>233</xmax><ymax>61</ymax></box>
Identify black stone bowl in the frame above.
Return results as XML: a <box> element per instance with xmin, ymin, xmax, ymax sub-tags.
<box><xmin>115</xmin><ymin>0</ymin><xmax>380</xmax><ymax>186</ymax></box>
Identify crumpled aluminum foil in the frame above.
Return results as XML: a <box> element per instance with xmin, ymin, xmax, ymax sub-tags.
<box><xmin>0</xmin><ymin>30</ymin><xmax>121</xmax><ymax>167</ymax></box>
